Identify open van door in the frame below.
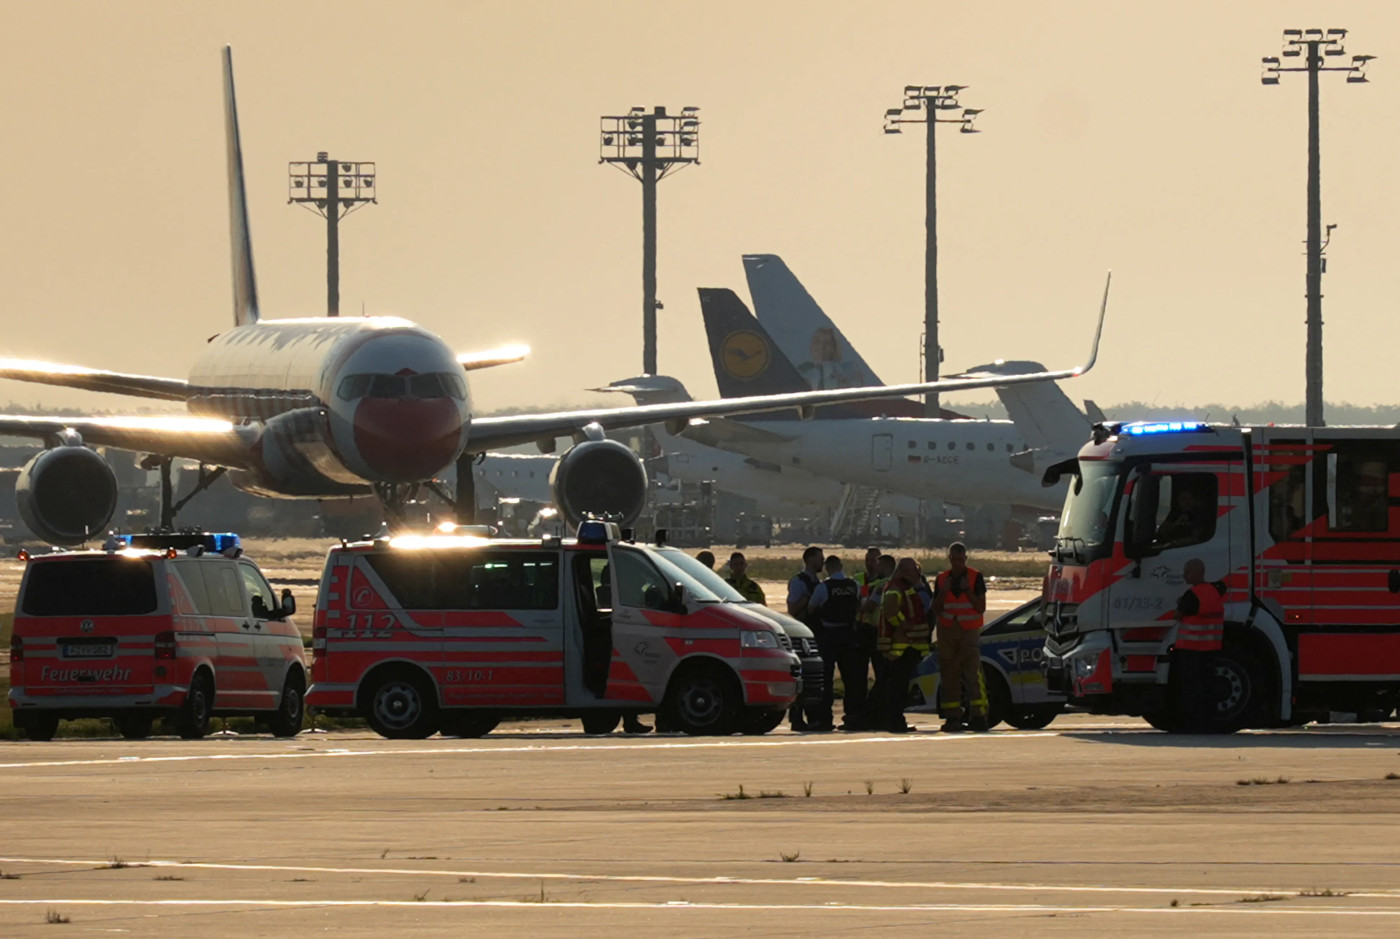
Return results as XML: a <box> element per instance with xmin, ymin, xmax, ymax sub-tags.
<box><xmin>605</xmin><ymin>544</ymin><xmax>686</xmax><ymax>703</ymax></box>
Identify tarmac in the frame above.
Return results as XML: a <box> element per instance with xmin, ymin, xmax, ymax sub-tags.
<box><xmin>3</xmin><ymin>715</ymin><xmax>1400</xmax><ymax>937</ymax></box>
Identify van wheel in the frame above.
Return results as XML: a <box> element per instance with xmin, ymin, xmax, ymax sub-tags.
<box><xmin>364</xmin><ymin>670</ymin><xmax>439</xmax><ymax>739</ymax></box>
<box><xmin>739</xmin><ymin>708</ymin><xmax>786</xmax><ymax>735</ymax></box>
<box><xmin>269</xmin><ymin>671</ymin><xmax>306</xmax><ymax>738</ymax></box>
<box><xmin>662</xmin><ymin>665</ymin><xmax>740</xmax><ymax>736</ymax></box>
<box><xmin>1005</xmin><ymin>704</ymin><xmax>1062</xmax><ymax>730</ymax></box>
<box><xmin>22</xmin><ymin>714</ymin><xmax>59</xmax><ymax>741</ymax></box>
<box><xmin>581</xmin><ymin>711</ymin><xmax>622</xmax><ymax>735</ymax></box>
<box><xmin>440</xmin><ymin>712</ymin><xmax>499</xmax><ymax>738</ymax></box>
<box><xmin>176</xmin><ymin>673</ymin><xmax>214</xmax><ymax>739</ymax></box>
<box><xmin>114</xmin><ymin>713</ymin><xmax>154</xmax><ymax>739</ymax></box>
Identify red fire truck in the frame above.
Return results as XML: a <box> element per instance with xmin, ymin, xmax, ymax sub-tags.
<box><xmin>1043</xmin><ymin>421</ymin><xmax>1400</xmax><ymax>732</ymax></box>
<box><xmin>305</xmin><ymin>521</ymin><xmax>801</xmax><ymax>738</ymax></box>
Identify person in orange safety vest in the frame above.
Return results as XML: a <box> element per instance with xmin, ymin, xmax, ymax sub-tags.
<box><xmin>1169</xmin><ymin>557</ymin><xmax>1227</xmax><ymax>728</ymax></box>
<box><xmin>929</xmin><ymin>542</ymin><xmax>989</xmax><ymax>733</ymax></box>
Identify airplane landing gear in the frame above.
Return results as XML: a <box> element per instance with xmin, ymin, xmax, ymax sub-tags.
<box><xmin>141</xmin><ymin>457</ymin><xmax>227</xmax><ymax>529</ymax></box>
<box><xmin>372</xmin><ymin>482</ymin><xmax>421</xmax><ymax>530</ymax></box>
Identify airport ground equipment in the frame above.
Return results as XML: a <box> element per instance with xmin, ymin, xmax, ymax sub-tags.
<box><xmin>305</xmin><ymin>521</ymin><xmax>802</xmax><ymax>738</ymax></box>
<box><xmin>1044</xmin><ymin>420</ymin><xmax>1400</xmax><ymax>733</ymax></box>
<box><xmin>7</xmin><ymin>532</ymin><xmax>304</xmax><ymax>740</ymax></box>
<box><xmin>909</xmin><ymin>598</ymin><xmax>1065</xmax><ymax>729</ymax></box>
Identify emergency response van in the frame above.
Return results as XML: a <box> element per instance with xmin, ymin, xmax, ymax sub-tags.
<box><xmin>8</xmin><ymin>532</ymin><xmax>304</xmax><ymax>741</ymax></box>
<box><xmin>305</xmin><ymin>522</ymin><xmax>802</xmax><ymax>738</ymax></box>
<box><xmin>1044</xmin><ymin>421</ymin><xmax>1400</xmax><ymax>732</ymax></box>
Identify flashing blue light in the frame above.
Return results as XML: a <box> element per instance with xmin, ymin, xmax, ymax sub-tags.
<box><xmin>1122</xmin><ymin>421</ymin><xmax>1209</xmax><ymax>436</ymax></box>
<box><xmin>576</xmin><ymin>520</ymin><xmax>617</xmax><ymax>545</ymax></box>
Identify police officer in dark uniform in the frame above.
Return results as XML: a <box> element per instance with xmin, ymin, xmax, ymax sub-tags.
<box><xmin>808</xmin><ymin>554</ymin><xmax>866</xmax><ymax>731</ymax></box>
<box><xmin>785</xmin><ymin>546</ymin><xmax>826</xmax><ymax>731</ymax></box>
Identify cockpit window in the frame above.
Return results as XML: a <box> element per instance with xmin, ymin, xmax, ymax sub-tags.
<box><xmin>337</xmin><ymin>372</ymin><xmax>467</xmax><ymax>401</ymax></box>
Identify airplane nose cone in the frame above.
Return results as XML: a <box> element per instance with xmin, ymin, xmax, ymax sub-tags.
<box><xmin>353</xmin><ymin>397</ymin><xmax>464</xmax><ymax>482</ymax></box>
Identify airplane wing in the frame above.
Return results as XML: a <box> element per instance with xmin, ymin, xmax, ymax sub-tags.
<box><xmin>457</xmin><ymin>344</ymin><xmax>531</xmax><ymax>372</ymax></box>
<box><xmin>0</xmin><ymin>415</ymin><xmax>256</xmax><ymax>467</ymax></box>
<box><xmin>677</xmin><ymin>417</ymin><xmax>796</xmax><ymax>448</ymax></box>
<box><xmin>0</xmin><ymin>359</ymin><xmax>190</xmax><ymax>401</ymax></box>
<box><xmin>467</xmin><ymin>272</ymin><xmax>1108</xmax><ymax>452</ymax></box>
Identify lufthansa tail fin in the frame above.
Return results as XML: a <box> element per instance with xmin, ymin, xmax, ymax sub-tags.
<box><xmin>223</xmin><ymin>46</ymin><xmax>259</xmax><ymax>327</ymax></box>
<box><xmin>742</xmin><ymin>254</ymin><xmax>886</xmax><ymax>390</ymax></box>
<box><xmin>698</xmin><ymin>288</ymin><xmax>811</xmax><ymax>398</ymax></box>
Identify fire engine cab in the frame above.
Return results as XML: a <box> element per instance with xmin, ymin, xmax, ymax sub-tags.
<box><xmin>8</xmin><ymin>532</ymin><xmax>304</xmax><ymax>741</ymax></box>
<box><xmin>305</xmin><ymin>522</ymin><xmax>802</xmax><ymax>738</ymax></box>
<box><xmin>1044</xmin><ymin>421</ymin><xmax>1400</xmax><ymax>732</ymax></box>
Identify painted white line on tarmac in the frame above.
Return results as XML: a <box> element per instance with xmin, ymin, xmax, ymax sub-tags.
<box><xmin>1</xmin><ymin>898</ymin><xmax>1399</xmax><ymax>916</ymax></box>
<box><xmin>3</xmin><ymin>856</ymin><xmax>1395</xmax><ymax>900</ymax></box>
<box><xmin>0</xmin><ymin>731</ymin><xmax>1057</xmax><ymax>771</ymax></box>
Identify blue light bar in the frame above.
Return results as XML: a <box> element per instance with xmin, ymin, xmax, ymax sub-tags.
<box><xmin>1122</xmin><ymin>421</ymin><xmax>1209</xmax><ymax>436</ymax></box>
<box><xmin>576</xmin><ymin>520</ymin><xmax>618</xmax><ymax>545</ymax></box>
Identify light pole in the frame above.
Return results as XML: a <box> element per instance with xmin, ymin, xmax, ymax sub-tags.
<box><xmin>600</xmin><ymin>106</ymin><xmax>701</xmax><ymax>375</ymax></box>
<box><xmin>1261</xmin><ymin>29</ymin><xmax>1373</xmax><ymax>427</ymax></box>
<box><xmin>885</xmin><ymin>86</ymin><xmax>981</xmax><ymax>418</ymax></box>
<box><xmin>289</xmin><ymin>153</ymin><xmax>377</xmax><ymax>317</ymax></box>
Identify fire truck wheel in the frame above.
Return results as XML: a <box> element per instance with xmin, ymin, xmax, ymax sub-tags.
<box><xmin>581</xmin><ymin>711</ymin><xmax>622</xmax><ymax>735</ymax></box>
<box><xmin>1005</xmin><ymin>704</ymin><xmax>1063</xmax><ymax>731</ymax></box>
<box><xmin>22</xmin><ymin>714</ymin><xmax>59</xmax><ymax>741</ymax></box>
<box><xmin>662</xmin><ymin>664</ymin><xmax>741</xmax><ymax>736</ymax></box>
<box><xmin>364</xmin><ymin>669</ymin><xmax>439</xmax><ymax>740</ymax></box>
<box><xmin>1196</xmin><ymin>651</ymin><xmax>1262</xmax><ymax>733</ymax></box>
<box><xmin>739</xmin><ymin>708</ymin><xmax>786</xmax><ymax>735</ymax></box>
<box><xmin>114</xmin><ymin>713</ymin><xmax>154</xmax><ymax>740</ymax></box>
<box><xmin>176</xmin><ymin>672</ymin><xmax>214</xmax><ymax>740</ymax></box>
<box><xmin>269</xmin><ymin>671</ymin><xmax>306</xmax><ymax>738</ymax></box>
<box><xmin>439</xmin><ymin>713</ymin><xmax>499</xmax><ymax>738</ymax></box>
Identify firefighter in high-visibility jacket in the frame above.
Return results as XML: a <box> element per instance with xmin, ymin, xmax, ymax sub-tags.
<box><xmin>870</xmin><ymin>557</ymin><xmax>930</xmax><ymax>733</ymax></box>
<box><xmin>1171</xmin><ymin>557</ymin><xmax>1226</xmax><ymax>727</ymax></box>
<box><xmin>929</xmin><ymin>542</ymin><xmax>989</xmax><ymax>733</ymax></box>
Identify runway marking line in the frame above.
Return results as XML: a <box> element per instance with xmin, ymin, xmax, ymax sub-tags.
<box><xmin>1</xmin><ymin>898</ymin><xmax>1399</xmax><ymax>916</ymax></box>
<box><xmin>0</xmin><ymin>731</ymin><xmax>1058</xmax><ymax>771</ymax></box>
<box><xmin>2</xmin><ymin>856</ymin><xmax>1396</xmax><ymax>901</ymax></box>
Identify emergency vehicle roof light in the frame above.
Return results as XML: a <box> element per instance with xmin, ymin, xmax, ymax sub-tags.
<box><xmin>1121</xmin><ymin>421</ymin><xmax>1211</xmax><ymax>436</ymax></box>
<box><xmin>577</xmin><ymin>520</ymin><xmax>618</xmax><ymax>545</ymax></box>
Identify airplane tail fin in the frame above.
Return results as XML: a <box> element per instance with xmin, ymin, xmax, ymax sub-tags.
<box><xmin>222</xmin><ymin>46</ymin><xmax>259</xmax><ymax>327</ymax></box>
<box><xmin>698</xmin><ymin>288</ymin><xmax>811</xmax><ymax>397</ymax></box>
<box><xmin>742</xmin><ymin>254</ymin><xmax>886</xmax><ymax>389</ymax></box>
<box><xmin>958</xmin><ymin>360</ymin><xmax>1090</xmax><ymax>455</ymax></box>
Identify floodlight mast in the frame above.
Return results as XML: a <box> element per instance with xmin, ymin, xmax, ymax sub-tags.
<box><xmin>1261</xmin><ymin>28</ymin><xmax>1374</xmax><ymax>427</ymax></box>
<box><xmin>884</xmin><ymin>86</ymin><xmax>981</xmax><ymax>418</ymax></box>
<box><xmin>288</xmin><ymin>153</ymin><xmax>377</xmax><ymax>317</ymax></box>
<box><xmin>599</xmin><ymin>106</ymin><xmax>701</xmax><ymax>375</ymax></box>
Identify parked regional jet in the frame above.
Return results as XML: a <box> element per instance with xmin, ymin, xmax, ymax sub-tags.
<box><xmin>678</xmin><ymin>288</ymin><xmax>1107</xmax><ymax>513</ymax></box>
<box><xmin>0</xmin><ymin>48</ymin><xmax>1101</xmax><ymax>545</ymax></box>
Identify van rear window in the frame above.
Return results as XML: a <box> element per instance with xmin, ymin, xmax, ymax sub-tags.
<box><xmin>362</xmin><ymin>551</ymin><xmax>559</xmax><ymax>610</ymax></box>
<box><xmin>21</xmin><ymin>559</ymin><xmax>159</xmax><ymax>616</ymax></box>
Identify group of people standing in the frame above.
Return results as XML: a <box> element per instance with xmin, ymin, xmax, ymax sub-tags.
<box><xmin>784</xmin><ymin>542</ymin><xmax>992</xmax><ymax>734</ymax></box>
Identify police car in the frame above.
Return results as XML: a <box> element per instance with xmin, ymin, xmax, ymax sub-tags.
<box><xmin>908</xmin><ymin>599</ymin><xmax>1065</xmax><ymax>729</ymax></box>
<box><xmin>8</xmin><ymin>532</ymin><xmax>305</xmax><ymax>741</ymax></box>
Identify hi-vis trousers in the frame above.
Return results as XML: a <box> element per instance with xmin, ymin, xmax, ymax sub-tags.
<box><xmin>936</xmin><ymin>623</ymin><xmax>986</xmax><ymax>719</ymax></box>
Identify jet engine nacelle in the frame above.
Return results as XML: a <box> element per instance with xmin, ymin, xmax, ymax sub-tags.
<box><xmin>17</xmin><ymin>444</ymin><xmax>118</xmax><ymax>546</ymax></box>
<box><xmin>549</xmin><ymin>439</ymin><xmax>648</xmax><ymax>529</ymax></box>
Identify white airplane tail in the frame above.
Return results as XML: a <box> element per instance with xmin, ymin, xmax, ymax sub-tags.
<box><xmin>959</xmin><ymin>359</ymin><xmax>1091</xmax><ymax>456</ymax></box>
<box><xmin>222</xmin><ymin>46</ymin><xmax>259</xmax><ymax>327</ymax></box>
<box><xmin>742</xmin><ymin>254</ymin><xmax>885</xmax><ymax>390</ymax></box>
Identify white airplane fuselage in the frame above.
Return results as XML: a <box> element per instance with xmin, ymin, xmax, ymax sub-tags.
<box><xmin>184</xmin><ymin>316</ymin><xmax>470</xmax><ymax>495</ymax></box>
<box><xmin>688</xmin><ymin>416</ymin><xmax>1058</xmax><ymax>511</ymax></box>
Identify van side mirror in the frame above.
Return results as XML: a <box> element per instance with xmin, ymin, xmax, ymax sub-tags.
<box><xmin>671</xmin><ymin>582</ymin><xmax>687</xmax><ymax>614</ymax></box>
<box><xmin>279</xmin><ymin>588</ymin><xmax>297</xmax><ymax>619</ymax></box>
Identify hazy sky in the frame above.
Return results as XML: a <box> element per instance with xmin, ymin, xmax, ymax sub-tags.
<box><xmin>2</xmin><ymin>1</ymin><xmax>1399</xmax><ymax>418</ymax></box>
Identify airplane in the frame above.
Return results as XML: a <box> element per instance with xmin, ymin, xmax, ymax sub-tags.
<box><xmin>0</xmin><ymin>48</ymin><xmax>1102</xmax><ymax>546</ymax></box>
<box><xmin>668</xmin><ymin>286</ymin><xmax>1107</xmax><ymax>516</ymax></box>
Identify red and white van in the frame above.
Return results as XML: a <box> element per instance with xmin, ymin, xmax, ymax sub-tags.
<box><xmin>8</xmin><ymin>533</ymin><xmax>305</xmax><ymax>741</ymax></box>
<box><xmin>306</xmin><ymin>522</ymin><xmax>802</xmax><ymax>738</ymax></box>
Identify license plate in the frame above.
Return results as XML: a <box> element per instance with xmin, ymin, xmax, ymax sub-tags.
<box><xmin>60</xmin><ymin>639</ymin><xmax>116</xmax><ymax>659</ymax></box>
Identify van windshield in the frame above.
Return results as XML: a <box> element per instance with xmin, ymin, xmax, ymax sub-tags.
<box><xmin>653</xmin><ymin>548</ymin><xmax>747</xmax><ymax>602</ymax></box>
<box><xmin>22</xmin><ymin>559</ymin><xmax>158</xmax><ymax>616</ymax></box>
<box><xmin>638</xmin><ymin>548</ymin><xmax>724</xmax><ymax>604</ymax></box>
<box><xmin>1056</xmin><ymin>460</ymin><xmax>1122</xmax><ymax>561</ymax></box>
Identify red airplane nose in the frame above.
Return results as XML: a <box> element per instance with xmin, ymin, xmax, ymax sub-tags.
<box><xmin>353</xmin><ymin>397</ymin><xmax>464</xmax><ymax>482</ymax></box>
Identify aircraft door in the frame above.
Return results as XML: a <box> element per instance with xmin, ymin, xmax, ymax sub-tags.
<box><xmin>872</xmin><ymin>433</ymin><xmax>893</xmax><ymax>472</ymax></box>
<box><xmin>605</xmin><ymin>546</ymin><xmax>684</xmax><ymax>703</ymax></box>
